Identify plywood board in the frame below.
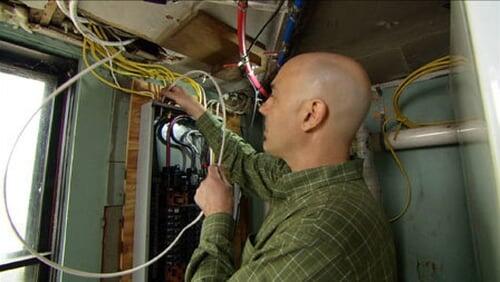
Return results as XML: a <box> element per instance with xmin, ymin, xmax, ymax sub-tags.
<box><xmin>119</xmin><ymin>81</ymin><xmax>151</xmax><ymax>282</ymax></box>
<box><xmin>160</xmin><ymin>11</ymin><xmax>266</xmax><ymax>69</ymax></box>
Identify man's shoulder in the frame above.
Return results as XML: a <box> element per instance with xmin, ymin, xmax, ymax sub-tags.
<box><xmin>289</xmin><ymin>180</ymin><xmax>390</xmax><ymax>237</ymax></box>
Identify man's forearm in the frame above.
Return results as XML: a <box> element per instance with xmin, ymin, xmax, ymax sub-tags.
<box><xmin>195</xmin><ymin>111</ymin><xmax>290</xmax><ymax>201</ymax></box>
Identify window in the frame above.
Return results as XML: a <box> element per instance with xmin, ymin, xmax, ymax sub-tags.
<box><xmin>0</xmin><ymin>68</ymin><xmax>51</xmax><ymax>281</ymax></box>
<box><xmin>0</xmin><ymin>40</ymin><xmax>74</xmax><ymax>281</ymax></box>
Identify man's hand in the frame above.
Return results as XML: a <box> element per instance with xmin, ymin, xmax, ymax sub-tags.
<box><xmin>161</xmin><ymin>86</ymin><xmax>205</xmax><ymax>120</ymax></box>
<box><xmin>195</xmin><ymin>166</ymin><xmax>233</xmax><ymax>216</ymax></box>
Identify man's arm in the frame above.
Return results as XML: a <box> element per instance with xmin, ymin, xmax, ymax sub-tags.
<box><xmin>162</xmin><ymin>87</ymin><xmax>290</xmax><ymax>201</ymax></box>
<box><xmin>196</xmin><ymin>112</ymin><xmax>290</xmax><ymax>200</ymax></box>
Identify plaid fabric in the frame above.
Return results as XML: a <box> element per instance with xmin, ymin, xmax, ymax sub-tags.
<box><xmin>185</xmin><ymin>112</ymin><xmax>397</xmax><ymax>281</ymax></box>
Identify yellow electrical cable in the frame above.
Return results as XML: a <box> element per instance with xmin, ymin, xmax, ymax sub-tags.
<box><xmin>89</xmin><ymin>27</ymin><xmax>160</xmax><ymax>79</ymax></box>
<box><xmin>383</xmin><ymin>55</ymin><xmax>467</xmax><ymax>223</ymax></box>
<box><xmin>392</xmin><ymin>56</ymin><xmax>466</xmax><ymax>128</ymax></box>
<box><xmin>89</xmin><ymin>40</ymin><xmax>151</xmax><ymax>79</ymax></box>
<box><xmin>393</xmin><ymin>62</ymin><xmax>450</xmax><ymax>117</ymax></box>
<box><xmin>92</xmin><ymin>25</ymin><xmax>157</xmax><ymax>77</ymax></box>
<box><xmin>82</xmin><ymin>39</ymin><xmax>155</xmax><ymax>98</ymax></box>
<box><xmin>382</xmin><ymin>118</ymin><xmax>412</xmax><ymax>223</ymax></box>
<box><xmin>81</xmin><ymin>23</ymin><xmax>204</xmax><ymax>102</ymax></box>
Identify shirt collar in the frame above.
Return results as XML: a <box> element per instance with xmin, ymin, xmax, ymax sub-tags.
<box><xmin>275</xmin><ymin>159</ymin><xmax>364</xmax><ymax>198</ymax></box>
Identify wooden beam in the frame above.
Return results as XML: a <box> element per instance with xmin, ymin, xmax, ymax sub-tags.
<box><xmin>40</xmin><ymin>0</ymin><xmax>58</xmax><ymax>26</ymax></box>
<box><xmin>161</xmin><ymin>11</ymin><xmax>267</xmax><ymax>75</ymax></box>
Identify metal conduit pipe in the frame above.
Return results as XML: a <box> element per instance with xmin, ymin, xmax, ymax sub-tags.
<box><xmin>384</xmin><ymin>121</ymin><xmax>487</xmax><ymax>150</ymax></box>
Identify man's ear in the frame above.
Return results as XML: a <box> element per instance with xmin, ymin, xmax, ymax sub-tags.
<box><xmin>301</xmin><ymin>99</ymin><xmax>328</xmax><ymax>132</ymax></box>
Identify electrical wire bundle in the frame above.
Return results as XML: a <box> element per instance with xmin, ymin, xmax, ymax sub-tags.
<box><xmin>82</xmin><ymin>26</ymin><xmax>203</xmax><ymax>101</ymax></box>
<box><xmin>222</xmin><ymin>91</ymin><xmax>253</xmax><ymax>115</ymax></box>
<box><xmin>155</xmin><ymin>116</ymin><xmax>201</xmax><ymax>171</ymax></box>
<box><xmin>164</xmin><ymin>116</ymin><xmax>197</xmax><ymax>169</ymax></box>
<box><xmin>383</xmin><ymin>55</ymin><xmax>466</xmax><ymax>223</ymax></box>
<box><xmin>57</xmin><ymin>0</ymin><xmax>203</xmax><ymax>101</ymax></box>
<box><xmin>392</xmin><ymin>55</ymin><xmax>466</xmax><ymax>129</ymax></box>
<box><xmin>206</xmin><ymin>99</ymin><xmax>224</xmax><ymax>117</ymax></box>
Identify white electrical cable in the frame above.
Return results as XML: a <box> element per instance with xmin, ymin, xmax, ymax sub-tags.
<box><xmin>55</xmin><ymin>0</ymin><xmax>89</xmax><ymax>23</ymax></box>
<box><xmin>250</xmin><ymin>84</ymin><xmax>260</xmax><ymax>127</ymax></box>
<box><xmin>2</xmin><ymin>59</ymin><xmax>227</xmax><ymax>277</ymax></box>
<box><xmin>104</xmin><ymin>46</ymin><xmax>121</xmax><ymax>87</ymax></box>
<box><xmin>201</xmin><ymin>85</ymin><xmax>208</xmax><ymax>109</ymax></box>
<box><xmin>66</xmin><ymin>0</ymin><xmax>135</xmax><ymax>47</ymax></box>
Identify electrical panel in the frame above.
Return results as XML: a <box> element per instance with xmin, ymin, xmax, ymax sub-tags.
<box><xmin>134</xmin><ymin>102</ymin><xmax>209</xmax><ymax>282</ymax></box>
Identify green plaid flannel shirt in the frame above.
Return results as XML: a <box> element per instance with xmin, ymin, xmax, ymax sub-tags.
<box><xmin>185</xmin><ymin>112</ymin><xmax>397</xmax><ymax>281</ymax></box>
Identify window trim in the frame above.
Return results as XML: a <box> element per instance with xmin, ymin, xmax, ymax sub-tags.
<box><xmin>0</xmin><ymin>39</ymin><xmax>77</xmax><ymax>282</ymax></box>
<box><xmin>0</xmin><ymin>253</ymin><xmax>51</xmax><ymax>272</ymax></box>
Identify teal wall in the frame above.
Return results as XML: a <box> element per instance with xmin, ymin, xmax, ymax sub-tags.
<box><xmin>366</xmin><ymin>76</ymin><xmax>478</xmax><ymax>281</ymax></box>
<box><xmin>0</xmin><ymin>23</ymin><xmax>80</xmax><ymax>59</ymax></box>
<box><xmin>59</xmin><ymin>63</ymin><xmax>110</xmax><ymax>282</ymax></box>
<box><xmin>59</xmin><ymin>65</ymin><xmax>127</xmax><ymax>282</ymax></box>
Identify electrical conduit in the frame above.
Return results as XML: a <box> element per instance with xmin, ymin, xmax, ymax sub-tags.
<box><xmin>237</xmin><ymin>0</ymin><xmax>269</xmax><ymax>98</ymax></box>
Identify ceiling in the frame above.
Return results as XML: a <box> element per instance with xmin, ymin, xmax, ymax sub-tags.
<box><xmin>12</xmin><ymin>0</ymin><xmax>451</xmax><ymax>85</ymax></box>
<box><xmin>17</xmin><ymin>0</ymin><xmax>283</xmax><ymax>78</ymax></box>
<box><xmin>294</xmin><ymin>0</ymin><xmax>451</xmax><ymax>83</ymax></box>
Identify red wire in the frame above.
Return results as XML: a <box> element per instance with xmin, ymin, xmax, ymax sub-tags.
<box><xmin>166</xmin><ymin>116</ymin><xmax>172</xmax><ymax>167</ymax></box>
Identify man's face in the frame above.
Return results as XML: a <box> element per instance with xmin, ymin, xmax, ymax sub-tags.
<box><xmin>258</xmin><ymin>68</ymin><xmax>301</xmax><ymax>158</ymax></box>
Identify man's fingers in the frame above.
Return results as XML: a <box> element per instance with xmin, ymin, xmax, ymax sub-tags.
<box><xmin>218</xmin><ymin>166</ymin><xmax>231</xmax><ymax>185</ymax></box>
<box><xmin>169</xmin><ymin>86</ymin><xmax>184</xmax><ymax>94</ymax></box>
<box><xmin>206</xmin><ymin>165</ymin><xmax>231</xmax><ymax>187</ymax></box>
<box><xmin>160</xmin><ymin>86</ymin><xmax>184</xmax><ymax>100</ymax></box>
<box><xmin>196</xmin><ymin>166</ymin><xmax>234</xmax><ymax>216</ymax></box>
<box><xmin>207</xmin><ymin>165</ymin><xmax>220</xmax><ymax>178</ymax></box>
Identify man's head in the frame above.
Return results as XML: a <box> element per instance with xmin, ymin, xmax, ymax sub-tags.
<box><xmin>259</xmin><ymin>52</ymin><xmax>372</xmax><ymax>169</ymax></box>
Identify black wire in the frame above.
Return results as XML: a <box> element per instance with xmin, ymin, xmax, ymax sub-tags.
<box><xmin>171</xmin><ymin>134</ymin><xmax>197</xmax><ymax>170</ymax></box>
<box><xmin>246</xmin><ymin>0</ymin><xmax>286</xmax><ymax>53</ymax></box>
<box><xmin>156</xmin><ymin>117</ymin><xmax>198</xmax><ymax>169</ymax></box>
<box><xmin>155</xmin><ymin>118</ymin><xmax>186</xmax><ymax>168</ymax></box>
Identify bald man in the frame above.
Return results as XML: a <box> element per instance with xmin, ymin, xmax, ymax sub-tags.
<box><xmin>163</xmin><ymin>53</ymin><xmax>396</xmax><ymax>281</ymax></box>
